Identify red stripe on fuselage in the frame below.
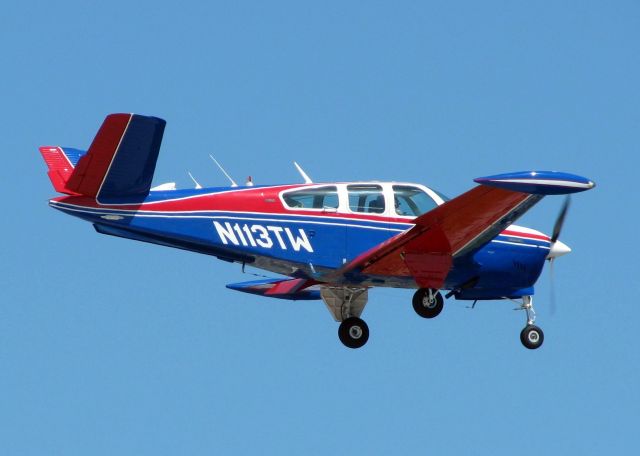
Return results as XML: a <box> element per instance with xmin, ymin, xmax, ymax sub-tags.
<box><xmin>51</xmin><ymin>185</ymin><xmax>550</xmax><ymax>242</ymax></box>
<box><xmin>500</xmin><ymin>230</ymin><xmax>550</xmax><ymax>242</ymax></box>
<box><xmin>52</xmin><ymin>184</ymin><xmax>416</xmax><ymax>224</ymax></box>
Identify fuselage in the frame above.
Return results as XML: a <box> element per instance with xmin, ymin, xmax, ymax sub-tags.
<box><xmin>51</xmin><ymin>181</ymin><xmax>553</xmax><ymax>299</ymax></box>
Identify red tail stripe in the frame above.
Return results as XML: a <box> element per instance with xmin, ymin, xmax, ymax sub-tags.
<box><xmin>66</xmin><ymin>114</ymin><xmax>132</xmax><ymax>197</ymax></box>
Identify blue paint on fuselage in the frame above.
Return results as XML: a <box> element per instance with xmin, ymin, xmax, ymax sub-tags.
<box><xmin>448</xmin><ymin>240</ymin><xmax>548</xmax><ymax>291</ymax></box>
<box><xmin>50</xmin><ymin>195</ymin><xmax>550</xmax><ymax>299</ymax></box>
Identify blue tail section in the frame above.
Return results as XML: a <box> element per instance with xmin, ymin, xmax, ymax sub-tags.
<box><xmin>62</xmin><ymin>113</ymin><xmax>166</xmax><ymax>204</ymax></box>
<box><xmin>97</xmin><ymin>115</ymin><xmax>166</xmax><ymax>204</ymax></box>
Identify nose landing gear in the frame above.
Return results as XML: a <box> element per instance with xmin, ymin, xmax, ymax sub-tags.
<box><xmin>520</xmin><ymin>324</ymin><xmax>544</xmax><ymax>349</ymax></box>
<box><xmin>518</xmin><ymin>296</ymin><xmax>544</xmax><ymax>350</ymax></box>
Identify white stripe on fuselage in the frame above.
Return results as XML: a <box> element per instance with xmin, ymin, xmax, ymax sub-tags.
<box><xmin>50</xmin><ymin>201</ymin><xmax>414</xmax><ymax>233</ymax></box>
<box><xmin>491</xmin><ymin>240</ymin><xmax>550</xmax><ymax>249</ymax></box>
<box><xmin>49</xmin><ymin>202</ymin><xmax>409</xmax><ymax>232</ymax></box>
<box><xmin>51</xmin><ymin>201</ymin><xmax>551</xmax><ymax>249</ymax></box>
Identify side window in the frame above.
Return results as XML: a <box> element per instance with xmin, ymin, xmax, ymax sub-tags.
<box><xmin>348</xmin><ymin>184</ymin><xmax>385</xmax><ymax>214</ymax></box>
<box><xmin>283</xmin><ymin>186</ymin><xmax>339</xmax><ymax>210</ymax></box>
<box><xmin>393</xmin><ymin>185</ymin><xmax>437</xmax><ymax>217</ymax></box>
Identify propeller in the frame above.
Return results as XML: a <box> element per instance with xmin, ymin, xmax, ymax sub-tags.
<box><xmin>551</xmin><ymin>195</ymin><xmax>571</xmax><ymax>245</ymax></box>
<box><xmin>547</xmin><ymin>195</ymin><xmax>571</xmax><ymax>315</ymax></box>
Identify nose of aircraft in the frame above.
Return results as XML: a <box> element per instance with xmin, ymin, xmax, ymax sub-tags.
<box><xmin>548</xmin><ymin>240</ymin><xmax>571</xmax><ymax>259</ymax></box>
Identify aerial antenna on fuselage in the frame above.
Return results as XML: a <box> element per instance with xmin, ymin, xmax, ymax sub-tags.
<box><xmin>294</xmin><ymin>161</ymin><xmax>313</xmax><ymax>184</ymax></box>
<box><xmin>187</xmin><ymin>171</ymin><xmax>202</xmax><ymax>189</ymax></box>
<box><xmin>209</xmin><ymin>155</ymin><xmax>238</xmax><ymax>187</ymax></box>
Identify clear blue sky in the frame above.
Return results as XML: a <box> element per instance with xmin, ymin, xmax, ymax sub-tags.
<box><xmin>1</xmin><ymin>1</ymin><xmax>638</xmax><ymax>454</ymax></box>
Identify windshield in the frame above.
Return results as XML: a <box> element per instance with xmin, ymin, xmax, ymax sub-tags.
<box><xmin>393</xmin><ymin>185</ymin><xmax>438</xmax><ymax>216</ymax></box>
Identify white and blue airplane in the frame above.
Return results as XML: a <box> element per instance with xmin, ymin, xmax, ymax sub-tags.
<box><xmin>40</xmin><ymin>113</ymin><xmax>595</xmax><ymax>348</ymax></box>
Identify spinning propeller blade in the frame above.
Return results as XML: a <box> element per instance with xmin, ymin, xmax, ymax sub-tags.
<box><xmin>548</xmin><ymin>195</ymin><xmax>571</xmax><ymax>315</ymax></box>
<box><xmin>551</xmin><ymin>195</ymin><xmax>571</xmax><ymax>243</ymax></box>
<box><xmin>549</xmin><ymin>254</ymin><xmax>558</xmax><ymax>315</ymax></box>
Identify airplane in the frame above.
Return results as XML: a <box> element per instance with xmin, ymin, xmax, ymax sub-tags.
<box><xmin>39</xmin><ymin>113</ymin><xmax>595</xmax><ymax>349</ymax></box>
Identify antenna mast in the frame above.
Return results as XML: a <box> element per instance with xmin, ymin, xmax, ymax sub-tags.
<box><xmin>187</xmin><ymin>171</ymin><xmax>202</xmax><ymax>189</ymax></box>
<box><xmin>209</xmin><ymin>155</ymin><xmax>238</xmax><ymax>187</ymax></box>
<box><xmin>293</xmin><ymin>162</ymin><xmax>313</xmax><ymax>184</ymax></box>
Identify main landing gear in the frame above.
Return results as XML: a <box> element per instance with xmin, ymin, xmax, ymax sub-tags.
<box><xmin>518</xmin><ymin>296</ymin><xmax>544</xmax><ymax>350</ymax></box>
<box><xmin>412</xmin><ymin>288</ymin><xmax>444</xmax><ymax>319</ymax></box>
<box><xmin>320</xmin><ymin>287</ymin><xmax>446</xmax><ymax>348</ymax></box>
<box><xmin>338</xmin><ymin>317</ymin><xmax>369</xmax><ymax>349</ymax></box>
<box><xmin>320</xmin><ymin>287</ymin><xmax>370</xmax><ymax>349</ymax></box>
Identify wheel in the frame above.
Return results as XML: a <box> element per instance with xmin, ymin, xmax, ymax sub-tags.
<box><xmin>412</xmin><ymin>288</ymin><xmax>444</xmax><ymax>319</ymax></box>
<box><xmin>338</xmin><ymin>317</ymin><xmax>369</xmax><ymax>349</ymax></box>
<box><xmin>520</xmin><ymin>325</ymin><xmax>544</xmax><ymax>350</ymax></box>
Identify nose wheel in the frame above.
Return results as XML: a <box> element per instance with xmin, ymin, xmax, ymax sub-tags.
<box><xmin>338</xmin><ymin>317</ymin><xmax>369</xmax><ymax>349</ymax></box>
<box><xmin>520</xmin><ymin>325</ymin><xmax>544</xmax><ymax>349</ymax></box>
<box><xmin>518</xmin><ymin>296</ymin><xmax>544</xmax><ymax>349</ymax></box>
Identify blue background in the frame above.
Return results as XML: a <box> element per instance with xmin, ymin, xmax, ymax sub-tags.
<box><xmin>1</xmin><ymin>1</ymin><xmax>637</xmax><ymax>454</ymax></box>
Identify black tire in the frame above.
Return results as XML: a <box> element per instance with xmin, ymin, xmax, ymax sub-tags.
<box><xmin>520</xmin><ymin>325</ymin><xmax>544</xmax><ymax>349</ymax></box>
<box><xmin>412</xmin><ymin>288</ymin><xmax>444</xmax><ymax>319</ymax></box>
<box><xmin>338</xmin><ymin>317</ymin><xmax>369</xmax><ymax>349</ymax></box>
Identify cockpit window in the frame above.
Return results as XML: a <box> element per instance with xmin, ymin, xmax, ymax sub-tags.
<box><xmin>348</xmin><ymin>184</ymin><xmax>385</xmax><ymax>214</ymax></box>
<box><xmin>283</xmin><ymin>186</ymin><xmax>339</xmax><ymax>210</ymax></box>
<box><xmin>393</xmin><ymin>185</ymin><xmax>438</xmax><ymax>217</ymax></box>
<box><xmin>432</xmin><ymin>189</ymin><xmax>450</xmax><ymax>202</ymax></box>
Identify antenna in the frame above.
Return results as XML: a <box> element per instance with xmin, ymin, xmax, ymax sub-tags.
<box><xmin>187</xmin><ymin>171</ymin><xmax>202</xmax><ymax>189</ymax></box>
<box><xmin>293</xmin><ymin>161</ymin><xmax>313</xmax><ymax>184</ymax></box>
<box><xmin>209</xmin><ymin>155</ymin><xmax>238</xmax><ymax>187</ymax></box>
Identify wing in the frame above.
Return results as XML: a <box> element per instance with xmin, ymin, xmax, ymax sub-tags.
<box><xmin>335</xmin><ymin>186</ymin><xmax>542</xmax><ymax>289</ymax></box>
<box><xmin>226</xmin><ymin>278</ymin><xmax>321</xmax><ymax>300</ymax></box>
<box><xmin>333</xmin><ymin>170</ymin><xmax>595</xmax><ymax>289</ymax></box>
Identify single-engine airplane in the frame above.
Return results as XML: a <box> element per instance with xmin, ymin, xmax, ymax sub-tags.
<box><xmin>40</xmin><ymin>114</ymin><xmax>595</xmax><ymax>349</ymax></box>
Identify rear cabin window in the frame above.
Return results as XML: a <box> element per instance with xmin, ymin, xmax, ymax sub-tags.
<box><xmin>348</xmin><ymin>184</ymin><xmax>385</xmax><ymax>214</ymax></box>
<box><xmin>283</xmin><ymin>186</ymin><xmax>339</xmax><ymax>210</ymax></box>
<box><xmin>393</xmin><ymin>185</ymin><xmax>438</xmax><ymax>216</ymax></box>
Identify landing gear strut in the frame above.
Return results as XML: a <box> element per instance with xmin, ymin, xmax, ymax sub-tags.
<box><xmin>518</xmin><ymin>296</ymin><xmax>544</xmax><ymax>350</ymax></box>
<box><xmin>412</xmin><ymin>288</ymin><xmax>444</xmax><ymax>319</ymax></box>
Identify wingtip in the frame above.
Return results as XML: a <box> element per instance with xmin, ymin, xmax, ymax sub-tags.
<box><xmin>475</xmin><ymin>171</ymin><xmax>596</xmax><ymax>195</ymax></box>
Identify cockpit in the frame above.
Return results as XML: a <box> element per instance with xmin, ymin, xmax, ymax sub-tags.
<box><xmin>280</xmin><ymin>182</ymin><xmax>445</xmax><ymax>218</ymax></box>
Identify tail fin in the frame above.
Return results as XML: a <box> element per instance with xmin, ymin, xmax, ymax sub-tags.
<box><xmin>39</xmin><ymin>146</ymin><xmax>87</xmax><ymax>195</ymax></box>
<box><xmin>41</xmin><ymin>113</ymin><xmax>166</xmax><ymax>203</ymax></box>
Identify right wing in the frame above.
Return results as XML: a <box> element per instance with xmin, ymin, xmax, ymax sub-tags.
<box><xmin>334</xmin><ymin>185</ymin><xmax>541</xmax><ymax>288</ymax></box>
<box><xmin>331</xmin><ymin>171</ymin><xmax>594</xmax><ymax>289</ymax></box>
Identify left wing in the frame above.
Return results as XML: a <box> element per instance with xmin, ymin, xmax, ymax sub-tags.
<box><xmin>226</xmin><ymin>278</ymin><xmax>320</xmax><ymax>300</ymax></box>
